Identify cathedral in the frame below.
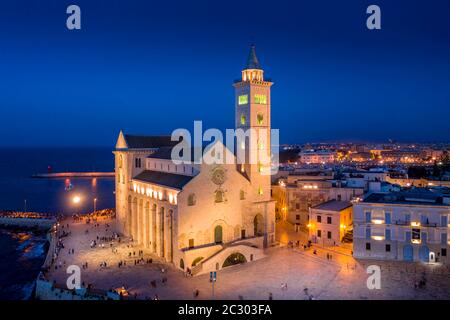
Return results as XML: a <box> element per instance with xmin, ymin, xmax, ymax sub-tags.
<box><xmin>114</xmin><ymin>46</ymin><xmax>276</xmax><ymax>275</ymax></box>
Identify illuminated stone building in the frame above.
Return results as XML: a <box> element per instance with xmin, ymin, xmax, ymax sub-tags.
<box><xmin>272</xmin><ymin>175</ymin><xmax>363</xmax><ymax>226</ymax></box>
<box><xmin>113</xmin><ymin>46</ymin><xmax>276</xmax><ymax>275</ymax></box>
<box><xmin>353</xmin><ymin>189</ymin><xmax>450</xmax><ymax>263</ymax></box>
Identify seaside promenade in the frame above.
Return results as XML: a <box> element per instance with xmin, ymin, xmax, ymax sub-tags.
<box><xmin>43</xmin><ymin>216</ymin><xmax>450</xmax><ymax>300</ymax></box>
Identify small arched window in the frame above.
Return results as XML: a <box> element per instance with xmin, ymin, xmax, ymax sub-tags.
<box><xmin>187</xmin><ymin>193</ymin><xmax>196</xmax><ymax>206</ymax></box>
<box><xmin>257</xmin><ymin>113</ymin><xmax>264</xmax><ymax>125</ymax></box>
<box><xmin>215</xmin><ymin>190</ymin><xmax>224</xmax><ymax>203</ymax></box>
<box><xmin>118</xmin><ymin>155</ymin><xmax>123</xmax><ymax>168</ymax></box>
<box><xmin>240</xmin><ymin>114</ymin><xmax>246</xmax><ymax>125</ymax></box>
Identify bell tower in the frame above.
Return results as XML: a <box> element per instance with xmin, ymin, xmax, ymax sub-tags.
<box><xmin>233</xmin><ymin>45</ymin><xmax>273</xmax><ymax>200</ymax></box>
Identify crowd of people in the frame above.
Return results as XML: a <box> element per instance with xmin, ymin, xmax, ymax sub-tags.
<box><xmin>0</xmin><ymin>210</ymin><xmax>54</xmax><ymax>219</ymax></box>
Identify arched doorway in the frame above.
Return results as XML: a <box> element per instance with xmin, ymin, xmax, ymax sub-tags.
<box><xmin>419</xmin><ymin>246</ymin><xmax>430</xmax><ymax>262</ymax></box>
<box><xmin>214</xmin><ymin>225</ymin><xmax>223</xmax><ymax>244</ymax></box>
<box><xmin>254</xmin><ymin>214</ymin><xmax>264</xmax><ymax>236</ymax></box>
<box><xmin>180</xmin><ymin>259</ymin><xmax>185</xmax><ymax>270</ymax></box>
<box><xmin>222</xmin><ymin>252</ymin><xmax>247</xmax><ymax>268</ymax></box>
<box><xmin>403</xmin><ymin>245</ymin><xmax>413</xmax><ymax>261</ymax></box>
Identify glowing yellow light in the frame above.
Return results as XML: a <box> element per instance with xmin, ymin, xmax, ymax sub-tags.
<box><xmin>73</xmin><ymin>196</ymin><xmax>81</xmax><ymax>204</ymax></box>
<box><xmin>411</xmin><ymin>239</ymin><xmax>421</xmax><ymax>244</ymax></box>
<box><xmin>307</xmin><ymin>223</ymin><xmax>312</xmax><ymax>228</ymax></box>
<box><xmin>410</xmin><ymin>221</ymin><xmax>421</xmax><ymax>227</ymax></box>
<box><xmin>158</xmin><ymin>191</ymin><xmax>163</xmax><ymax>200</ymax></box>
<box><xmin>372</xmin><ymin>219</ymin><xmax>384</xmax><ymax>225</ymax></box>
<box><xmin>340</xmin><ymin>224</ymin><xmax>346</xmax><ymax>229</ymax></box>
<box><xmin>372</xmin><ymin>236</ymin><xmax>384</xmax><ymax>241</ymax></box>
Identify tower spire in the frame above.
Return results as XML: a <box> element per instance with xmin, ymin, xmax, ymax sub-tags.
<box><xmin>245</xmin><ymin>44</ymin><xmax>262</xmax><ymax>70</ymax></box>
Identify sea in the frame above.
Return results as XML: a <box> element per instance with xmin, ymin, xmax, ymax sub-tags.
<box><xmin>0</xmin><ymin>147</ymin><xmax>115</xmax><ymax>300</ymax></box>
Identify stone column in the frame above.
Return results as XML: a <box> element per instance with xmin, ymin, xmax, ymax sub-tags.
<box><xmin>144</xmin><ymin>202</ymin><xmax>150</xmax><ymax>248</ymax></box>
<box><xmin>160</xmin><ymin>207</ymin><xmax>165</xmax><ymax>258</ymax></box>
<box><xmin>164</xmin><ymin>210</ymin><xmax>171</xmax><ymax>262</ymax></box>
<box><xmin>132</xmin><ymin>198</ymin><xmax>138</xmax><ymax>242</ymax></box>
<box><xmin>151</xmin><ymin>204</ymin><xmax>157</xmax><ymax>253</ymax></box>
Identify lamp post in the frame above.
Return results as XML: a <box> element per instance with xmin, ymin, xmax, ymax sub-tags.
<box><xmin>94</xmin><ymin>198</ymin><xmax>97</xmax><ymax>213</ymax></box>
<box><xmin>73</xmin><ymin>195</ymin><xmax>81</xmax><ymax>215</ymax></box>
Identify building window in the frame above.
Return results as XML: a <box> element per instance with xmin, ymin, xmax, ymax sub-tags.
<box><xmin>296</xmin><ymin>215</ymin><xmax>300</xmax><ymax>220</ymax></box>
<box><xmin>317</xmin><ymin>230</ymin><xmax>321</xmax><ymax>238</ymax></box>
<box><xmin>241</xmin><ymin>229</ymin><xmax>246</xmax><ymax>239</ymax></box>
<box><xmin>258</xmin><ymin>186</ymin><xmax>263</xmax><ymax>195</ymax></box>
<box><xmin>317</xmin><ymin>215</ymin><xmax>321</xmax><ymax>223</ymax></box>
<box><xmin>238</xmin><ymin>94</ymin><xmax>248</xmax><ymax>105</ymax></box>
<box><xmin>385</xmin><ymin>229</ymin><xmax>391</xmax><ymax>241</ymax></box>
<box><xmin>405</xmin><ymin>214</ymin><xmax>411</xmax><ymax>223</ymax></box>
<box><xmin>442</xmin><ymin>248</ymin><xmax>447</xmax><ymax>257</ymax></box>
<box><xmin>385</xmin><ymin>212</ymin><xmax>391</xmax><ymax>224</ymax></box>
<box><xmin>240</xmin><ymin>114</ymin><xmax>246</xmax><ymax>125</ymax></box>
<box><xmin>337</xmin><ymin>194</ymin><xmax>341</xmax><ymax>201</ymax></box>
<box><xmin>187</xmin><ymin>193</ymin><xmax>196</xmax><ymax>206</ymax></box>
<box><xmin>295</xmin><ymin>203</ymin><xmax>300</xmax><ymax>210</ymax></box>
<box><xmin>188</xmin><ymin>239</ymin><xmax>194</xmax><ymax>249</ymax></box>
<box><xmin>412</xmin><ymin>228</ymin><xmax>421</xmax><ymax>242</ymax></box>
<box><xmin>441</xmin><ymin>215</ymin><xmax>448</xmax><ymax>227</ymax></box>
<box><xmin>327</xmin><ymin>231</ymin><xmax>332</xmax><ymax>239</ymax></box>
<box><xmin>327</xmin><ymin>217</ymin><xmax>332</xmax><ymax>224</ymax></box>
<box><xmin>240</xmin><ymin>189</ymin><xmax>245</xmax><ymax>200</ymax></box>
<box><xmin>365</xmin><ymin>227</ymin><xmax>371</xmax><ymax>239</ymax></box>
<box><xmin>135</xmin><ymin>158</ymin><xmax>142</xmax><ymax>168</ymax></box>
<box><xmin>215</xmin><ymin>190</ymin><xmax>225</xmax><ymax>203</ymax></box>
<box><xmin>441</xmin><ymin>233</ymin><xmax>448</xmax><ymax>245</ymax></box>
<box><xmin>366</xmin><ymin>243</ymin><xmax>371</xmax><ymax>251</ymax></box>
<box><xmin>365</xmin><ymin>211</ymin><xmax>371</xmax><ymax>223</ymax></box>
<box><xmin>118</xmin><ymin>155</ymin><xmax>123</xmax><ymax>169</ymax></box>
<box><xmin>257</xmin><ymin>113</ymin><xmax>264</xmax><ymax>125</ymax></box>
<box><xmin>254</xmin><ymin>94</ymin><xmax>267</xmax><ymax>104</ymax></box>
<box><xmin>386</xmin><ymin>244</ymin><xmax>391</xmax><ymax>252</ymax></box>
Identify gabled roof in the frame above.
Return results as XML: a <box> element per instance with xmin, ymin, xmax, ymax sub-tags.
<box><xmin>133</xmin><ymin>170</ymin><xmax>194</xmax><ymax>190</ymax></box>
<box><xmin>245</xmin><ymin>44</ymin><xmax>262</xmax><ymax>70</ymax></box>
<box><xmin>115</xmin><ymin>131</ymin><xmax>178</xmax><ymax>150</ymax></box>
<box><xmin>124</xmin><ymin>135</ymin><xmax>177</xmax><ymax>149</ymax></box>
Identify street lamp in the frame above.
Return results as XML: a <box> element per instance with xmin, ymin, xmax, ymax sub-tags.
<box><xmin>94</xmin><ymin>198</ymin><xmax>97</xmax><ymax>213</ymax></box>
<box><xmin>73</xmin><ymin>196</ymin><xmax>81</xmax><ymax>204</ymax></box>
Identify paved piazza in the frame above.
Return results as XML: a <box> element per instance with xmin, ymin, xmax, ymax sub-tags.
<box><xmin>47</xmin><ymin>217</ymin><xmax>450</xmax><ymax>300</ymax></box>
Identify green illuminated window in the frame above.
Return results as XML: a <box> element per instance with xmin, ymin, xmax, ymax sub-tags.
<box><xmin>257</xmin><ymin>113</ymin><xmax>264</xmax><ymax>125</ymax></box>
<box><xmin>254</xmin><ymin>94</ymin><xmax>267</xmax><ymax>104</ymax></box>
<box><xmin>240</xmin><ymin>114</ymin><xmax>246</xmax><ymax>125</ymax></box>
<box><xmin>238</xmin><ymin>95</ymin><xmax>248</xmax><ymax>105</ymax></box>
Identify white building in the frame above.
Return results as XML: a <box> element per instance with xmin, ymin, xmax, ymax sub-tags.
<box><xmin>113</xmin><ymin>46</ymin><xmax>276</xmax><ymax>275</ymax></box>
<box><xmin>353</xmin><ymin>189</ymin><xmax>450</xmax><ymax>263</ymax></box>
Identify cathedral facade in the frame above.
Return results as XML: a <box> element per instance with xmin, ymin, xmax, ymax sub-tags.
<box><xmin>114</xmin><ymin>46</ymin><xmax>276</xmax><ymax>275</ymax></box>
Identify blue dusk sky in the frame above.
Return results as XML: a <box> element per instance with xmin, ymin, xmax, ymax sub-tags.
<box><xmin>0</xmin><ymin>0</ymin><xmax>449</xmax><ymax>147</ymax></box>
